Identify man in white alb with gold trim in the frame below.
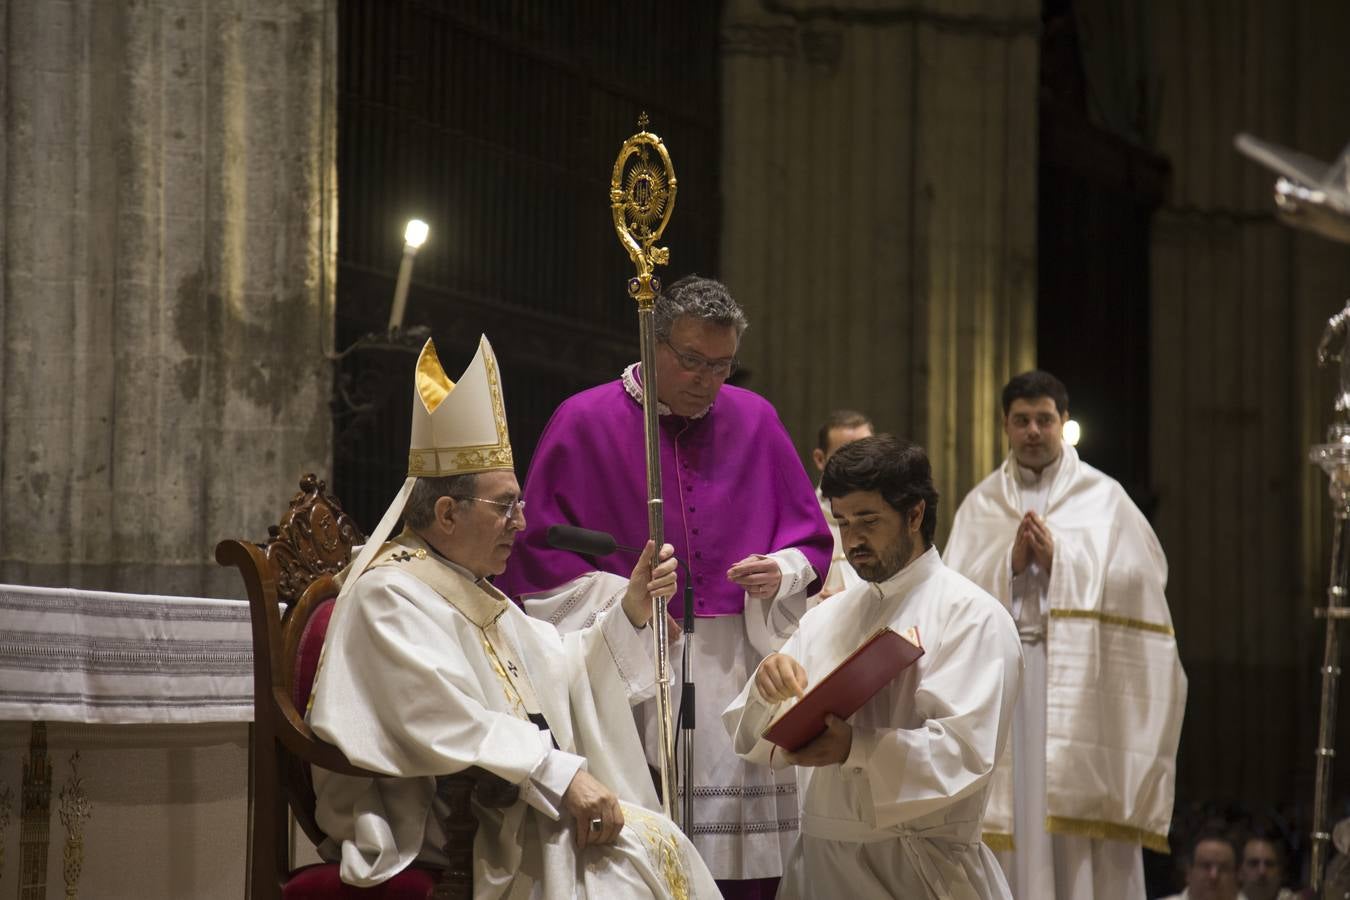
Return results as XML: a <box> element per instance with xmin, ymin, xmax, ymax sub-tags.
<box><xmin>944</xmin><ymin>370</ymin><xmax>1187</xmax><ymax>900</ymax></box>
<box><xmin>307</xmin><ymin>335</ymin><xmax>719</xmax><ymax>898</ymax></box>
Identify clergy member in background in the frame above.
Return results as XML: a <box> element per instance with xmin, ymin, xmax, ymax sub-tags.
<box><xmin>809</xmin><ymin>408</ymin><xmax>873</xmax><ymax>602</ymax></box>
<box><xmin>495</xmin><ymin>275</ymin><xmax>833</xmax><ymax>898</ymax></box>
<box><xmin>308</xmin><ymin>335</ymin><xmax>719</xmax><ymax>898</ymax></box>
<box><xmin>944</xmin><ymin>369</ymin><xmax>1187</xmax><ymax>900</ymax></box>
<box><xmin>723</xmin><ymin>435</ymin><xmax>1023</xmax><ymax>899</ymax></box>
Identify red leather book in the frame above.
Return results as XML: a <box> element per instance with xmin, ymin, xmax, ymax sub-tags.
<box><xmin>761</xmin><ymin>626</ymin><xmax>924</xmax><ymax>752</ymax></box>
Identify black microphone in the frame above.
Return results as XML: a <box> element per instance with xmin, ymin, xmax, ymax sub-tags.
<box><xmin>545</xmin><ymin>522</ymin><xmax>693</xmax><ymax>627</ymax></box>
<box><xmin>546</xmin><ymin>524</ymin><xmax>640</xmax><ymax>557</ymax></box>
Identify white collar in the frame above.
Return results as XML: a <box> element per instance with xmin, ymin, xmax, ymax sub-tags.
<box><xmin>621</xmin><ymin>363</ymin><xmax>712</xmax><ymax>420</ymax></box>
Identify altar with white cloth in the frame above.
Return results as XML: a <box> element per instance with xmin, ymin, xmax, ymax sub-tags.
<box><xmin>0</xmin><ymin>582</ymin><xmax>275</xmax><ymax>899</ymax></box>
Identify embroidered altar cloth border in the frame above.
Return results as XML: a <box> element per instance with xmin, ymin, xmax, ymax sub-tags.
<box><xmin>0</xmin><ymin>582</ymin><xmax>255</xmax><ymax>724</ymax></box>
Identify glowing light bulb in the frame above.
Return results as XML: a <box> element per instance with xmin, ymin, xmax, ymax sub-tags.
<box><xmin>1063</xmin><ymin>419</ymin><xmax>1081</xmax><ymax>447</ymax></box>
<box><xmin>404</xmin><ymin>219</ymin><xmax>429</xmax><ymax>249</ymax></box>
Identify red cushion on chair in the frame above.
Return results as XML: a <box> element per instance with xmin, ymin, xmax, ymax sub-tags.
<box><xmin>283</xmin><ymin>863</ymin><xmax>440</xmax><ymax>899</ymax></box>
<box><xmin>293</xmin><ymin>597</ymin><xmax>337</xmax><ymax>711</ymax></box>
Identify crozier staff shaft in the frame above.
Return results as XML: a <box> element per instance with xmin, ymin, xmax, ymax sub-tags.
<box><xmin>610</xmin><ymin>114</ymin><xmax>680</xmax><ymax>824</ymax></box>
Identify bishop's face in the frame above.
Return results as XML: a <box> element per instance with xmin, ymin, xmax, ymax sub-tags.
<box><xmin>438</xmin><ymin>470</ymin><xmax>526</xmax><ymax>578</ymax></box>
<box><xmin>830</xmin><ymin>490</ymin><xmax>923</xmax><ymax>583</ymax></box>
<box><xmin>654</xmin><ymin>316</ymin><xmax>739</xmax><ymax>417</ymax></box>
<box><xmin>1003</xmin><ymin>396</ymin><xmax>1067</xmax><ymax>472</ymax></box>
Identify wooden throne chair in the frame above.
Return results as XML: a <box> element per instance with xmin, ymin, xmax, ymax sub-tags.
<box><xmin>216</xmin><ymin>474</ymin><xmax>510</xmax><ymax>900</ymax></box>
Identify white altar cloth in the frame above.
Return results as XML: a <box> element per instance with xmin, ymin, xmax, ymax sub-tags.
<box><xmin>0</xmin><ymin>583</ymin><xmax>255</xmax><ymax>723</ymax></box>
<box><xmin>0</xmin><ymin>582</ymin><xmax>257</xmax><ymax>899</ymax></box>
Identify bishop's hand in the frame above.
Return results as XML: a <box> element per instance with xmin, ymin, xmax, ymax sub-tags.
<box><xmin>562</xmin><ymin>769</ymin><xmax>623</xmax><ymax>849</ymax></box>
<box><xmin>622</xmin><ymin>541</ymin><xmax>678</xmax><ymax>629</ymax></box>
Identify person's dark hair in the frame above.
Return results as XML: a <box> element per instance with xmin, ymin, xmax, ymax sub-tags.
<box><xmin>816</xmin><ymin>409</ymin><xmax>873</xmax><ymax>453</ymax></box>
<box><xmin>404</xmin><ymin>473</ymin><xmax>479</xmax><ymax>530</ymax></box>
<box><xmin>653</xmin><ymin>275</ymin><xmax>749</xmax><ymax>342</ymax></box>
<box><xmin>1001</xmin><ymin>369</ymin><xmax>1069</xmax><ymax>416</ymax></box>
<box><xmin>820</xmin><ymin>434</ymin><xmax>939</xmax><ymax>546</ymax></box>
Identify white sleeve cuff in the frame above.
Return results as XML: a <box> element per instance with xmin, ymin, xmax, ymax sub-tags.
<box><xmin>770</xmin><ymin>547</ymin><xmax>814</xmax><ymax>601</ymax></box>
<box><xmin>744</xmin><ymin>549</ymin><xmax>813</xmax><ymax>656</ymax></box>
<box><xmin>519</xmin><ymin>741</ymin><xmax>587</xmax><ymax>821</ymax></box>
<box><xmin>843</xmin><ymin>725</ymin><xmax>875</xmax><ymax>776</ymax></box>
<box><xmin>597</xmin><ymin>595</ymin><xmax>658</xmax><ymax>703</ymax></box>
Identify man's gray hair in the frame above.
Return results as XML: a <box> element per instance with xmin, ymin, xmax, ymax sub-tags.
<box><xmin>404</xmin><ymin>473</ymin><xmax>478</xmax><ymax>529</ymax></box>
<box><xmin>653</xmin><ymin>275</ymin><xmax>749</xmax><ymax>341</ymax></box>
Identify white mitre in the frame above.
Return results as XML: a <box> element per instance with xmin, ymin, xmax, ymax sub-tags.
<box><xmin>407</xmin><ymin>335</ymin><xmax>513</xmax><ymax>477</ymax></box>
<box><xmin>339</xmin><ymin>335</ymin><xmax>514</xmax><ymax>597</ymax></box>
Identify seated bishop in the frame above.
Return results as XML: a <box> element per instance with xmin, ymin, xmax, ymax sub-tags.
<box><xmin>307</xmin><ymin>335</ymin><xmax>719</xmax><ymax>898</ymax></box>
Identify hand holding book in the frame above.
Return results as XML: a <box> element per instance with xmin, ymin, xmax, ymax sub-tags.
<box><xmin>759</xmin><ymin>626</ymin><xmax>924</xmax><ymax>753</ymax></box>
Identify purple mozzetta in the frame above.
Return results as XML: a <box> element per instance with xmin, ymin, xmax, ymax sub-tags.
<box><xmin>496</xmin><ymin>370</ymin><xmax>832</xmax><ymax>618</ymax></box>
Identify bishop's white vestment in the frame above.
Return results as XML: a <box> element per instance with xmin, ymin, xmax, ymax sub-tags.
<box><xmin>944</xmin><ymin>444</ymin><xmax>1187</xmax><ymax>900</ymax></box>
<box><xmin>307</xmin><ymin>532</ymin><xmax>719</xmax><ymax>899</ymax></box>
<box><xmin>722</xmin><ymin>547</ymin><xmax>1023</xmax><ymax>899</ymax></box>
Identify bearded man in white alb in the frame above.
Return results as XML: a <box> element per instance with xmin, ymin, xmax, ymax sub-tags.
<box><xmin>724</xmin><ymin>435</ymin><xmax>1023</xmax><ymax>899</ymax></box>
<box><xmin>945</xmin><ymin>369</ymin><xmax>1187</xmax><ymax>900</ymax></box>
<box><xmin>308</xmin><ymin>336</ymin><xmax>719</xmax><ymax>898</ymax></box>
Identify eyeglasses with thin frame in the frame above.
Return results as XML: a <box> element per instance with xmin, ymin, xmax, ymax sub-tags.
<box><xmin>659</xmin><ymin>339</ymin><xmax>738</xmax><ymax>379</ymax></box>
<box><xmin>458</xmin><ymin>495</ymin><xmax>526</xmax><ymax>521</ymax></box>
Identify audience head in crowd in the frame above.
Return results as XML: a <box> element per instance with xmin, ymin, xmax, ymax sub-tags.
<box><xmin>1182</xmin><ymin>828</ymin><xmax>1242</xmax><ymax>900</ymax></box>
<box><xmin>1239</xmin><ymin>832</ymin><xmax>1290</xmax><ymax>900</ymax></box>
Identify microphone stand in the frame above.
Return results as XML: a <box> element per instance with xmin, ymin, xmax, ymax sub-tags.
<box><xmin>677</xmin><ymin>574</ymin><xmax>695</xmax><ymax>832</ymax></box>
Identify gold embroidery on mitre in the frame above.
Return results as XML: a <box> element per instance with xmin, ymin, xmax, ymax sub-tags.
<box><xmin>406</xmin><ymin>336</ymin><xmax>514</xmax><ymax>477</ymax></box>
<box><xmin>625</xmin><ymin>805</ymin><xmax>690</xmax><ymax>900</ymax></box>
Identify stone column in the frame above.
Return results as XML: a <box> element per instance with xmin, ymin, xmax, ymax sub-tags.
<box><xmin>720</xmin><ymin>0</ymin><xmax>1038</xmax><ymax>536</ymax></box>
<box><xmin>0</xmin><ymin>0</ymin><xmax>337</xmax><ymax>597</ymax></box>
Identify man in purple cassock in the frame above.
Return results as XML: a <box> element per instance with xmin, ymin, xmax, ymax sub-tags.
<box><xmin>495</xmin><ymin>275</ymin><xmax>833</xmax><ymax>899</ymax></box>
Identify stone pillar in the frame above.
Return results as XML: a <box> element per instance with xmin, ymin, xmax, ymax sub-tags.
<box><xmin>0</xmin><ymin>0</ymin><xmax>337</xmax><ymax>597</ymax></box>
<box><xmin>720</xmin><ymin>0</ymin><xmax>1039</xmax><ymax>535</ymax></box>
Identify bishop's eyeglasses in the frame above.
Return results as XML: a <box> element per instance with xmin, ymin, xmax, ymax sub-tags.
<box><xmin>460</xmin><ymin>495</ymin><xmax>526</xmax><ymax>521</ymax></box>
